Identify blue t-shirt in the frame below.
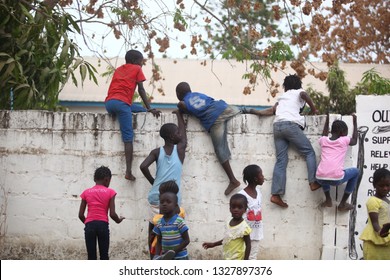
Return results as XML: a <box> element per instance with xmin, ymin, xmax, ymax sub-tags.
<box><xmin>153</xmin><ymin>214</ymin><xmax>189</xmax><ymax>259</ymax></box>
<box><xmin>183</xmin><ymin>92</ymin><xmax>228</xmax><ymax>131</ymax></box>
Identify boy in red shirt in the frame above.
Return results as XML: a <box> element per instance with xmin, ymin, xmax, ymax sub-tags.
<box><xmin>105</xmin><ymin>50</ymin><xmax>160</xmax><ymax>180</ymax></box>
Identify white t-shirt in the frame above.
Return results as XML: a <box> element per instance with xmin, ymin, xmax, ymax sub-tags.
<box><xmin>274</xmin><ymin>89</ymin><xmax>306</xmax><ymax>127</ymax></box>
<box><xmin>238</xmin><ymin>188</ymin><xmax>264</xmax><ymax>241</ymax></box>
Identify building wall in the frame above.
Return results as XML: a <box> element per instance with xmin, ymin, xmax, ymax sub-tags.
<box><xmin>59</xmin><ymin>58</ymin><xmax>390</xmax><ymax>112</ymax></box>
<box><xmin>0</xmin><ymin>110</ymin><xmax>355</xmax><ymax>260</ymax></box>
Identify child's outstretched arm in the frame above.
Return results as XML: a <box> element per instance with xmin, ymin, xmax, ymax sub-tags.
<box><xmin>173</xmin><ymin>110</ymin><xmax>187</xmax><ymax>163</ymax></box>
<box><xmin>137</xmin><ymin>81</ymin><xmax>161</xmax><ymax>118</ymax></box>
<box><xmin>322</xmin><ymin>112</ymin><xmax>330</xmax><ymax>136</ymax></box>
<box><xmin>109</xmin><ymin>195</ymin><xmax>125</xmax><ymax>224</ymax></box>
<box><xmin>300</xmin><ymin>91</ymin><xmax>318</xmax><ymax>115</ymax></box>
<box><xmin>249</xmin><ymin>104</ymin><xmax>277</xmax><ymax>116</ymax></box>
<box><xmin>349</xmin><ymin>113</ymin><xmax>358</xmax><ymax>146</ymax></box>
<box><xmin>243</xmin><ymin>234</ymin><xmax>251</xmax><ymax>260</ymax></box>
<box><xmin>202</xmin><ymin>240</ymin><xmax>223</xmax><ymax>249</ymax></box>
<box><xmin>140</xmin><ymin>148</ymin><xmax>159</xmax><ymax>185</ymax></box>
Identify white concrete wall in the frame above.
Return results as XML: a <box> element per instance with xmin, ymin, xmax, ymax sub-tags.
<box><xmin>0</xmin><ymin>110</ymin><xmax>355</xmax><ymax>260</ymax></box>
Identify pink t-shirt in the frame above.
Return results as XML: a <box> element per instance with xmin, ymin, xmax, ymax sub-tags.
<box><xmin>316</xmin><ymin>136</ymin><xmax>351</xmax><ymax>180</ymax></box>
<box><xmin>80</xmin><ymin>185</ymin><xmax>117</xmax><ymax>224</ymax></box>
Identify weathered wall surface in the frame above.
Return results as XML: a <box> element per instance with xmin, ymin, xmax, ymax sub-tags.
<box><xmin>0</xmin><ymin>110</ymin><xmax>355</xmax><ymax>260</ymax></box>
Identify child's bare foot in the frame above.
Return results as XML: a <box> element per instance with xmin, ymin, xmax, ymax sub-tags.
<box><xmin>224</xmin><ymin>181</ymin><xmax>241</xmax><ymax>195</ymax></box>
<box><xmin>337</xmin><ymin>203</ymin><xmax>354</xmax><ymax>211</ymax></box>
<box><xmin>320</xmin><ymin>200</ymin><xmax>333</xmax><ymax>208</ymax></box>
<box><xmin>309</xmin><ymin>181</ymin><xmax>321</xmax><ymax>191</ymax></box>
<box><xmin>270</xmin><ymin>195</ymin><xmax>288</xmax><ymax>208</ymax></box>
<box><xmin>125</xmin><ymin>173</ymin><xmax>136</xmax><ymax>181</ymax></box>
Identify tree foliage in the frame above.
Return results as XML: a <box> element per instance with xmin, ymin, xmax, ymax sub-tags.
<box><xmin>0</xmin><ymin>0</ymin><xmax>96</xmax><ymax>110</ymax></box>
<box><xmin>0</xmin><ymin>0</ymin><xmax>388</xmax><ymax>110</ymax></box>
<box><xmin>309</xmin><ymin>64</ymin><xmax>390</xmax><ymax>115</ymax></box>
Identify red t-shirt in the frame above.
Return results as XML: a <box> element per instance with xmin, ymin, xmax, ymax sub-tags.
<box><xmin>80</xmin><ymin>185</ymin><xmax>117</xmax><ymax>224</ymax></box>
<box><xmin>105</xmin><ymin>64</ymin><xmax>146</xmax><ymax>105</ymax></box>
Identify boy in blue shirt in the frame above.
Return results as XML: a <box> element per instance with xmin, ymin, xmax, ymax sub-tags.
<box><xmin>176</xmin><ymin>82</ymin><xmax>246</xmax><ymax>195</ymax></box>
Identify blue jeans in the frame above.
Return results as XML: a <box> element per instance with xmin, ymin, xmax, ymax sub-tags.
<box><xmin>317</xmin><ymin>167</ymin><xmax>359</xmax><ymax>194</ymax></box>
<box><xmin>84</xmin><ymin>221</ymin><xmax>110</xmax><ymax>260</ymax></box>
<box><xmin>271</xmin><ymin>121</ymin><xmax>317</xmax><ymax>195</ymax></box>
<box><xmin>209</xmin><ymin>105</ymin><xmax>241</xmax><ymax>163</ymax></box>
<box><xmin>105</xmin><ymin>99</ymin><xmax>134</xmax><ymax>142</ymax></box>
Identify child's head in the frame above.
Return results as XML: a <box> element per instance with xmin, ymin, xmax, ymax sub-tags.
<box><xmin>331</xmin><ymin>120</ymin><xmax>348</xmax><ymax>137</ymax></box>
<box><xmin>159</xmin><ymin>123</ymin><xmax>180</xmax><ymax>143</ymax></box>
<box><xmin>159</xmin><ymin>180</ymin><xmax>179</xmax><ymax>195</ymax></box>
<box><xmin>243</xmin><ymin>164</ymin><xmax>264</xmax><ymax>186</ymax></box>
<box><xmin>159</xmin><ymin>180</ymin><xmax>180</xmax><ymax>215</ymax></box>
<box><xmin>283</xmin><ymin>74</ymin><xmax>302</xmax><ymax>91</ymax></box>
<box><xmin>125</xmin><ymin>50</ymin><xmax>144</xmax><ymax>66</ymax></box>
<box><xmin>373</xmin><ymin>168</ymin><xmax>390</xmax><ymax>198</ymax></box>
<box><xmin>176</xmin><ymin>82</ymin><xmax>191</xmax><ymax>101</ymax></box>
<box><xmin>94</xmin><ymin>166</ymin><xmax>112</xmax><ymax>187</ymax></box>
<box><xmin>229</xmin><ymin>193</ymin><xmax>248</xmax><ymax>219</ymax></box>
<box><xmin>159</xmin><ymin>191</ymin><xmax>178</xmax><ymax>216</ymax></box>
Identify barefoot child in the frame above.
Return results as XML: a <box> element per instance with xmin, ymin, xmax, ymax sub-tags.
<box><xmin>202</xmin><ymin>193</ymin><xmax>251</xmax><ymax>260</ymax></box>
<box><xmin>175</xmin><ymin>82</ymin><xmax>243</xmax><ymax>195</ymax></box>
<box><xmin>250</xmin><ymin>74</ymin><xmax>320</xmax><ymax>208</ymax></box>
<box><xmin>316</xmin><ymin>113</ymin><xmax>359</xmax><ymax>211</ymax></box>
<box><xmin>238</xmin><ymin>164</ymin><xmax>264</xmax><ymax>259</ymax></box>
<box><xmin>105</xmin><ymin>50</ymin><xmax>160</xmax><ymax>181</ymax></box>
<box><xmin>78</xmin><ymin>166</ymin><xmax>125</xmax><ymax>260</ymax></box>
<box><xmin>359</xmin><ymin>168</ymin><xmax>390</xmax><ymax>260</ymax></box>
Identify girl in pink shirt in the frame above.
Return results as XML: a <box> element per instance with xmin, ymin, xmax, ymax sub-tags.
<box><xmin>316</xmin><ymin>113</ymin><xmax>359</xmax><ymax>211</ymax></box>
<box><xmin>78</xmin><ymin>166</ymin><xmax>125</xmax><ymax>259</ymax></box>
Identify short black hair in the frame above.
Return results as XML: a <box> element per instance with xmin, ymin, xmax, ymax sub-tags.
<box><xmin>94</xmin><ymin>166</ymin><xmax>112</xmax><ymax>181</ymax></box>
<box><xmin>125</xmin><ymin>50</ymin><xmax>143</xmax><ymax>64</ymax></box>
<box><xmin>176</xmin><ymin>82</ymin><xmax>191</xmax><ymax>100</ymax></box>
<box><xmin>230</xmin><ymin>193</ymin><xmax>248</xmax><ymax>209</ymax></box>
<box><xmin>331</xmin><ymin>120</ymin><xmax>348</xmax><ymax>135</ymax></box>
<box><xmin>283</xmin><ymin>74</ymin><xmax>302</xmax><ymax>91</ymax></box>
<box><xmin>373</xmin><ymin>168</ymin><xmax>390</xmax><ymax>186</ymax></box>
<box><xmin>159</xmin><ymin>123</ymin><xmax>178</xmax><ymax>140</ymax></box>
<box><xmin>243</xmin><ymin>164</ymin><xmax>261</xmax><ymax>184</ymax></box>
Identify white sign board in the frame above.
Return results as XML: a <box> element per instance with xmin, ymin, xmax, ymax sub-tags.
<box><xmin>351</xmin><ymin>95</ymin><xmax>390</xmax><ymax>259</ymax></box>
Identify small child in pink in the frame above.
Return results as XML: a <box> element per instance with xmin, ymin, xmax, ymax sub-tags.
<box><xmin>316</xmin><ymin>113</ymin><xmax>359</xmax><ymax>211</ymax></box>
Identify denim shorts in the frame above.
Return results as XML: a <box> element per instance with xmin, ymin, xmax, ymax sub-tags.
<box><xmin>209</xmin><ymin>105</ymin><xmax>241</xmax><ymax>163</ymax></box>
<box><xmin>105</xmin><ymin>99</ymin><xmax>133</xmax><ymax>142</ymax></box>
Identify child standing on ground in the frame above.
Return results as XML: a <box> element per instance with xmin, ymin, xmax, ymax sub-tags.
<box><xmin>250</xmin><ymin>74</ymin><xmax>320</xmax><ymax>208</ymax></box>
<box><xmin>150</xmin><ymin>180</ymin><xmax>186</xmax><ymax>259</ymax></box>
<box><xmin>238</xmin><ymin>164</ymin><xmax>264</xmax><ymax>260</ymax></box>
<box><xmin>78</xmin><ymin>166</ymin><xmax>125</xmax><ymax>260</ymax></box>
<box><xmin>139</xmin><ymin>110</ymin><xmax>186</xmax><ymax>255</ymax></box>
<box><xmin>176</xmin><ymin>81</ymin><xmax>248</xmax><ymax>195</ymax></box>
<box><xmin>316</xmin><ymin>113</ymin><xmax>359</xmax><ymax>211</ymax></box>
<box><xmin>202</xmin><ymin>193</ymin><xmax>252</xmax><ymax>260</ymax></box>
<box><xmin>153</xmin><ymin>189</ymin><xmax>190</xmax><ymax>260</ymax></box>
<box><xmin>359</xmin><ymin>168</ymin><xmax>390</xmax><ymax>260</ymax></box>
<box><xmin>105</xmin><ymin>50</ymin><xmax>161</xmax><ymax>181</ymax></box>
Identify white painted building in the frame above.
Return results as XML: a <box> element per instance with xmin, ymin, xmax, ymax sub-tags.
<box><xmin>59</xmin><ymin>58</ymin><xmax>390</xmax><ymax>112</ymax></box>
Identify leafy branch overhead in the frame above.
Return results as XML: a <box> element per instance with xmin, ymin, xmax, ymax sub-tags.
<box><xmin>0</xmin><ymin>0</ymin><xmax>388</xmax><ymax>110</ymax></box>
